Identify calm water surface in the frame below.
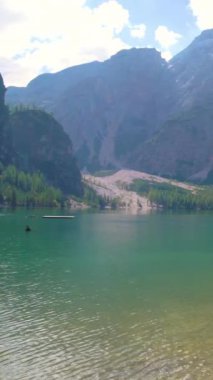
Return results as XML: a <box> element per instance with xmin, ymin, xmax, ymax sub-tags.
<box><xmin>0</xmin><ymin>210</ymin><xmax>213</xmax><ymax>379</ymax></box>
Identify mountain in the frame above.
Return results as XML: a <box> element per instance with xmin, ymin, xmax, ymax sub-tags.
<box><xmin>0</xmin><ymin>74</ymin><xmax>6</xmax><ymax>111</ymax></box>
<box><xmin>7</xmin><ymin>49</ymin><xmax>178</xmax><ymax>171</ymax></box>
<box><xmin>0</xmin><ymin>74</ymin><xmax>6</xmax><ymax>157</ymax></box>
<box><xmin>9</xmin><ymin>109</ymin><xmax>83</xmax><ymax>195</ymax></box>
<box><xmin>136</xmin><ymin>30</ymin><xmax>213</xmax><ymax>183</ymax></box>
<box><xmin>0</xmin><ymin>76</ymin><xmax>83</xmax><ymax>196</ymax></box>
<box><xmin>170</xmin><ymin>29</ymin><xmax>213</xmax><ymax>109</ymax></box>
<box><xmin>135</xmin><ymin>106</ymin><xmax>213</xmax><ymax>183</ymax></box>
<box><xmin>6</xmin><ymin>30</ymin><xmax>213</xmax><ymax>182</ymax></box>
<box><xmin>0</xmin><ymin>74</ymin><xmax>11</xmax><ymax>164</ymax></box>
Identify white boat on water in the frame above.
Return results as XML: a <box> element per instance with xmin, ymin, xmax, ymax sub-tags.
<box><xmin>42</xmin><ymin>215</ymin><xmax>75</xmax><ymax>219</ymax></box>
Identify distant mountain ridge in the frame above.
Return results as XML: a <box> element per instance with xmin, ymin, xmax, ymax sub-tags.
<box><xmin>6</xmin><ymin>29</ymin><xmax>213</xmax><ymax>183</ymax></box>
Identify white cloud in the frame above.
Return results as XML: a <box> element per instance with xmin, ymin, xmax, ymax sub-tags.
<box><xmin>0</xmin><ymin>0</ymin><xmax>130</xmax><ymax>86</ymax></box>
<box><xmin>189</xmin><ymin>0</ymin><xmax>213</xmax><ymax>29</ymax></box>
<box><xmin>0</xmin><ymin>0</ymin><xmax>24</xmax><ymax>30</ymax></box>
<box><xmin>161</xmin><ymin>51</ymin><xmax>173</xmax><ymax>61</ymax></box>
<box><xmin>92</xmin><ymin>0</ymin><xmax>129</xmax><ymax>34</ymax></box>
<box><xmin>0</xmin><ymin>57</ymin><xmax>32</xmax><ymax>87</ymax></box>
<box><xmin>130</xmin><ymin>24</ymin><xmax>146</xmax><ymax>39</ymax></box>
<box><xmin>155</xmin><ymin>26</ymin><xmax>182</xmax><ymax>49</ymax></box>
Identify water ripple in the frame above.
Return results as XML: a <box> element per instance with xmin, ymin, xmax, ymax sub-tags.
<box><xmin>1</xmin><ymin>212</ymin><xmax>213</xmax><ymax>379</ymax></box>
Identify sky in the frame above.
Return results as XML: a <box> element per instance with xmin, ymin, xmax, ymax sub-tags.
<box><xmin>0</xmin><ymin>0</ymin><xmax>213</xmax><ymax>87</ymax></box>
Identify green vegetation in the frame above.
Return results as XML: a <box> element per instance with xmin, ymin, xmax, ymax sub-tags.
<box><xmin>83</xmin><ymin>183</ymin><xmax>120</xmax><ymax>209</ymax></box>
<box><xmin>9</xmin><ymin>104</ymin><xmax>48</xmax><ymax>115</ymax></box>
<box><xmin>0</xmin><ymin>164</ymin><xmax>64</xmax><ymax>207</ymax></box>
<box><xmin>129</xmin><ymin>179</ymin><xmax>213</xmax><ymax>210</ymax></box>
<box><xmin>83</xmin><ymin>184</ymin><xmax>107</xmax><ymax>209</ymax></box>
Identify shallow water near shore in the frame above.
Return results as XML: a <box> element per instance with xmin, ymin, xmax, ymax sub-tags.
<box><xmin>0</xmin><ymin>209</ymin><xmax>213</xmax><ymax>379</ymax></box>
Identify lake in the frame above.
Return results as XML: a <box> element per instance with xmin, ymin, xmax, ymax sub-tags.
<box><xmin>0</xmin><ymin>209</ymin><xmax>213</xmax><ymax>379</ymax></box>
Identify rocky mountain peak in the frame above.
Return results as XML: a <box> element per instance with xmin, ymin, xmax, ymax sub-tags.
<box><xmin>110</xmin><ymin>47</ymin><xmax>162</xmax><ymax>61</ymax></box>
<box><xmin>172</xmin><ymin>29</ymin><xmax>213</xmax><ymax>64</ymax></box>
<box><xmin>193</xmin><ymin>28</ymin><xmax>213</xmax><ymax>43</ymax></box>
<box><xmin>107</xmin><ymin>48</ymin><xmax>165</xmax><ymax>72</ymax></box>
<box><xmin>182</xmin><ymin>28</ymin><xmax>213</xmax><ymax>55</ymax></box>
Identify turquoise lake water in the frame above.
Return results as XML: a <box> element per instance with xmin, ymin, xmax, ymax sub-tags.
<box><xmin>0</xmin><ymin>209</ymin><xmax>213</xmax><ymax>379</ymax></box>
